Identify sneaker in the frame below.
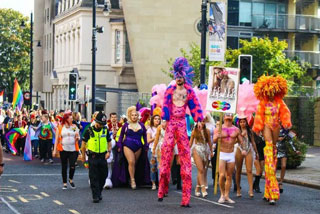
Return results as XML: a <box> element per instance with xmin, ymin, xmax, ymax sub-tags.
<box><xmin>40</xmin><ymin>159</ymin><xmax>45</xmax><ymax>163</ymax></box>
<box><xmin>35</xmin><ymin>155</ymin><xmax>39</xmax><ymax>158</ymax></box>
<box><xmin>49</xmin><ymin>159</ymin><xmax>54</xmax><ymax>164</ymax></box>
<box><xmin>69</xmin><ymin>180</ymin><xmax>76</xmax><ymax>189</ymax></box>
<box><xmin>93</xmin><ymin>198</ymin><xmax>99</xmax><ymax>203</ymax></box>
<box><xmin>62</xmin><ymin>184</ymin><xmax>67</xmax><ymax>190</ymax></box>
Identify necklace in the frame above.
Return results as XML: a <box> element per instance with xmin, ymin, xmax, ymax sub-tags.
<box><xmin>129</xmin><ymin>122</ymin><xmax>141</xmax><ymax>131</ymax></box>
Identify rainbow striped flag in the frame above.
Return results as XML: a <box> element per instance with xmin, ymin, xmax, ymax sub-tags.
<box><xmin>12</xmin><ymin>79</ymin><xmax>24</xmax><ymax>110</ymax></box>
<box><xmin>80</xmin><ymin>122</ymin><xmax>91</xmax><ymax>138</ymax></box>
<box><xmin>5</xmin><ymin>128</ymin><xmax>27</xmax><ymax>155</ymax></box>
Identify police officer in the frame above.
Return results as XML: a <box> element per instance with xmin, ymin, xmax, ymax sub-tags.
<box><xmin>81</xmin><ymin>112</ymin><xmax>111</xmax><ymax>203</ymax></box>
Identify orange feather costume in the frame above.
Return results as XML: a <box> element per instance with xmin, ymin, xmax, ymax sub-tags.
<box><xmin>252</xmin><ymin>75</ymin><xmax>292</xmax><ymax>203</ymax></box>
<box><xmin>252</xmin><ymin>75</ymin><xmax>292</xmax><ymax>133</ymax></box>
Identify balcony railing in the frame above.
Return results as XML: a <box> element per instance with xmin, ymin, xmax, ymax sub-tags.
<box><xmin>284</xmin><ymin>50</ymin><xmax>320</xmax><ymax>68</ymax></box>
<box><xmin>252</xmin><ymin>14</ymin><xmax>320</xmax><ymax>32</ymax></box>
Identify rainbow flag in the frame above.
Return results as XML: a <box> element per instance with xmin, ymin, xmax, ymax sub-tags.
<box><xmin>80</xmin><ymin>122</ymin><xmax>91</xmax><ymax>138</ymax></box>
<box><xmin>5</xmin><ymin>128</ymin><xmax>27</xmax><ymax>155</ymax></box>
<box><xmin>12</xmin><ymin>79</ymin><xmax>24</xmax><ymax>110</ymax></box>
<box><xmin>24</xmin><ymin>127</ymin><xmax>32</xmax><ymax>161</ymax></box>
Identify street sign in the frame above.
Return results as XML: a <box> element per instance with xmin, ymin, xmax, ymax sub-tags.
<box><xmin>23</xmin><ymin>92</ymin><xmax>31</xmax><ymax>106</ymax></box>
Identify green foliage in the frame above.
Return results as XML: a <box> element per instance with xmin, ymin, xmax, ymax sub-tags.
<box><xmin>227</xmin><ymin>37</ymin><xmax>310</xmax><ymax>86</ymax></box>
<box><xmin>286</xmin><ymin>138</ymin><xmax>308</xmax><ymax>169</ymax></box>
<box><xmin>0</xmin><ymin>9</ymin><xmax>31</xmax><ymax>92</ymax></box>
<box><xmin>162</xmin><ymin>38</ymin><xmax>310</xmax><ymax>87</ymax></box>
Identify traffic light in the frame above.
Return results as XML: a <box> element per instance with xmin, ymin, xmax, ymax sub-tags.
<box><xmin>68</xmin><ymin>73</ymin><xmax>78</xmax><ymax>101</ymax></box>
<box><xmin>239</xmin><ymin>55</ymin><xmax>252</xmax><ymax>83</ymax></box>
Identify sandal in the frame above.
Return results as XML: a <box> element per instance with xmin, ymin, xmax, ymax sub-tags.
<box><xmin>131</xmin><ymin>178</ymin><xmax>136</xmax><ymax>190</ymax></box>
<box><xmin>195</xmin><ymin>185</ymin><xmax>201</xmax><ymax>197</ymax></box>
<box><xmin>201</xmin><ymin>185</ymin><xmax>208</xmax><ymax>198</ymax></box>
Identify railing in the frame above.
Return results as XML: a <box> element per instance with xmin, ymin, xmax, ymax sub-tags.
<box><xmin>252</xmin><ymin>14</ymin><xmax>320</xmax><ymax>32</ymax></box>
<box><xmin>284</xmin><ymin>50</ymin><xmax>320</xmax><ymax>68</ymax></box>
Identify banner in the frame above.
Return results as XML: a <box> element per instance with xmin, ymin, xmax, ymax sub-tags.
<box><xmin>206</xmin><ymin>66</ymin><xmax>240</xmax><ymax>114</ymax></box>
<box><xmin>209</xmin><ymin>1</ymin><xmax>227</xmax><ymax>62</ymax></box>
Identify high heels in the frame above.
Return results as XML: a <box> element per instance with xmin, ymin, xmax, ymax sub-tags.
<box><xmin>195</xmin><ymin>185</ymin><xmax>201</xmax><ymax>197</ymax></box>
<box><xmin>131</xmin><ymin>178</ymin><xmax>136</xmax><ymax>190</ymax></box>
<box><xmin>248</xmin><ymin>191</ymin><xmax>254</xmax><ymax>198</ymax></box>
<box><xmin>201</xmin><ymin>185</ymin><xmax>208</xmax><ymax>198</ymax></box>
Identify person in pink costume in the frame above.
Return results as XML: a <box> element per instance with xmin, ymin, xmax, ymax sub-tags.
<box><xmin>157</xmin><ymin>57</ymin><xmax>203</xmax><ymax>207</ymax></box>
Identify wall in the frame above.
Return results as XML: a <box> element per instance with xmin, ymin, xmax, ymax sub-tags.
<box><xmin>122</xmin><ymin>0</ymin><xmax>209</xmax><ymax>92</ymax></box>
<box><xmin>314</xmin><ymin>97</ymin><xmax>320</xmax><ymax>146</ymax></box>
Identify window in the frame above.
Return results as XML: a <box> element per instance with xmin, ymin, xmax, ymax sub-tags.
<box><xmin>227</xmin><ymin>0</ymin><xmax>239</xmax><ymax>26</ymax></box>
<box><xmin>111</xmin><ymin>0</ymin><xmax>120</xmax><ymax>9</ymax></box>
<box><xmin>115</xmin><ymin>30</ymin><xmax>121</xmax><ymax>63</ymax></box>
<box><xmin>265</xmin><ymin>3</ymin><xmax>276</xmax><ymax>28</ymax></box>
<box><xmin>125</xmin><ymin>32</ymin><xmax>132</xmax><ymax>63</ymax></box>
<box><xmin>239</xmin><ymin>2</ymin><xmax>252</xmax><ymax>26</ymax></box>
<box><xmin>227</xmin><ymin>37</ymin><xmax>238</xmax><ymax>49</ymax></box>
<box><xmin>252</xmin><ymin>3</ymin><xmax>264</xmax><ymax>28</ymax></box>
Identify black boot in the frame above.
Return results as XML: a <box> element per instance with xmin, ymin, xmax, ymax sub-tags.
<box><xmin>254</xmin><ymin>175</ymin><xmax>262</xmax><ymax>193</ymax></box>
<box><xmin>176</xmin><ymin>165</ymin><xmax>182</xmax><ymax>190</ymax></box>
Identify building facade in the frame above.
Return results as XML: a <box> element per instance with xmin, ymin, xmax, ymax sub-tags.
<box><xmin>34</xmin><ymin>0</ymin><xmax>137</xmax><ymax>117</ymax></box>
<box><xmin>226</xmin><ymin>0</ymin><xmax>320</xmax><ymax>87</ymax></box>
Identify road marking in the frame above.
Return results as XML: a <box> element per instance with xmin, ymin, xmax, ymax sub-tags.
<box><xmin>0</xmin><ymin>197</ymin><xmax>21</xmax><ymax>214</ymax></box>
<box><xmin>174</xmin><ymin>191</ymin><xmax>234</xmax><ymax>208</ymax></box>
<box><xmin>0</xmin><ymin>186</ymin><xmax>18</xmax><ymax>193</ymax></box>
<box><xmin>1</xmin><ymin>173</ymin><xmax>87</xmax><ymax>177</ymax></box>
<box><xmin>30</xmin><ymin>185</ymin><xmax>38</xmax><ymax>190</ymax></box>
<box><xmin>53</xmin><ymin>200</ymin><xmax>64</xmax><ymax>206</ymax></box>
<box><xmin>7</xmin><ymin>196</ymin><xmax>18</xmax><ymax>203</ymax></box>
<box><xmin>69</xmin><ymin>209</ymin><xmax>80</xmax><ymax>214</ymax></box>
<box><xmin>9</xmin><ymin>179</ymin><xmax>21</xmax><ymax>184</ymax></box>
<box><xmin>18</xmin><ymin>196</ymin><xmax>29</xmax><ymax>203</ymax></box>
<box><xmin>40</xmin><ymin>192</ymin><xmax>50</xmax><ymax>197</ymax></box>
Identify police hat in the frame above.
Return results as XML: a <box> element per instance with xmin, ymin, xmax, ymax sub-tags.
<box><xmin>95</xmin><ymin>111</ymin><xmax>107</xmax><ymax>125</ymax></box>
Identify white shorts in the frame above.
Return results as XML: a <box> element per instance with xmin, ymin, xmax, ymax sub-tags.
<box><xmin>220</xmin><ymin>152</ymin><xmax>235</xmax><ymax>163</ymax></box>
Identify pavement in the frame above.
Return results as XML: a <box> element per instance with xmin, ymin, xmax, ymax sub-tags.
<box><xmin>240</xmin><ymin>146</ymin><xmax>320</xmax><ymax>190</ymax></box>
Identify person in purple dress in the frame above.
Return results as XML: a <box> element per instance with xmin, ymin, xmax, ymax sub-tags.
<box><xmin>112</xmin><ymin>106</ymin><xmax>150</xmax><ymax>189</ymax></box>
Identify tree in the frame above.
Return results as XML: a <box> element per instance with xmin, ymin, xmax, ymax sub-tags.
<box><xmin>226</xmin><ymin>37</ymin><xmax>310</xmax><ymax>86</ymax></box>
<box><xmin>163</xmin><ymin>37</ymin><xmax>310</xmax><ymax>87</ymax></box>
<box><xmin>0</xmin><ymin>9</ymin><xmax>30</xmax><ymax>95</ymax></box>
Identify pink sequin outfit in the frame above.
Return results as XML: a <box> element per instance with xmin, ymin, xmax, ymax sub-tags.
<box><xmin>158</xmin><ymin>83</ymin><xmax>203</xmax><ymax>206</ymax></box>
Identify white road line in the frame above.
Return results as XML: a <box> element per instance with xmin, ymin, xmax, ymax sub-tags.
<box><xmin>174</xmin><ymin>191</ymin><xmax>234</xmax><ymax>208</ymax></box>
<box><xmin>0</xmin><ymin>197</ymin><xmax>22</xmax><ymax>214</ymax></box>
<box><xmin>8</xmin><ymin>179</ymin><xmax>21</xmax><ymax>184</ymax></box>
<box><xmin>1</xmin><ymin>173</ymin><xmax>87</xmax><ymax>177</ymax></box>
<box><xmin>40</xmin><ymin>192</ymin><xmax>50</xmax><ymax>197</ymax></box>
<box><xmin>69</xmin><ymin>209</ymin><xmax>80</xmax><ymax>214</ymax></box>
<box><xmin>30</xmin><ymin>185</ymin><xmax>38</xmax><ymax>190</ymax></box>
<box><xmin>53</xmin><ymin>200</ymin><xmax>64</xmax><ymax>206</ymax></box>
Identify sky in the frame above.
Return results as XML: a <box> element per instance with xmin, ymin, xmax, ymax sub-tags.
<box><xmin>0</xmin><ymin>0</ymin><xmax>34</xmax><ymax>17</ymax></box>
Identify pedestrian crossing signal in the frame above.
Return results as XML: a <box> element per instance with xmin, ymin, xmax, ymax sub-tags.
<box><xmin>69</xmin><ymin>73</ymin><xmax>78</xmax><ymax>101</ymax></box>
<box><xmin>239</xmin><ymin>55</ymin><xmax>252</xmax><ymax>83</ymax></box>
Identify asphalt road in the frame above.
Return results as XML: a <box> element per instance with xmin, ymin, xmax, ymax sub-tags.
<box><xmin>0</xmin><ymin>153</ymin><xmax>319</xmax><ymax>214</ymax></box>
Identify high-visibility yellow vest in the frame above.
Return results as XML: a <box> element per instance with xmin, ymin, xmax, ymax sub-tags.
<box><xmin>87</xmin><ymin>128</ymin><xmax>108</xmax><ymax>153</ymax></box>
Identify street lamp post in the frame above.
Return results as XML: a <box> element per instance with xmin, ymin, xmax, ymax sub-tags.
<box><xmin>30</xmin><ymin>12</ymin><xmax>33</xmax><ymax>110</ymax></box>
<box><xmin>92</xmin><ymin>0</ymin><xmax>97</xmax><ymax>114</ymax></box>
<box><xmin>200</xmin><ymin>0</ymin><xmax>208</xmax><ymax>85</ymax></box>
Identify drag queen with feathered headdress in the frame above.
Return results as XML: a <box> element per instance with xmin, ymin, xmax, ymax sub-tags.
<box><xmin>157</xmin><ymin>57</ymin><xmax>203</xmax><ymax>207</ymax></box>
<box><xmin>252</xmin><ymin>75</ymin><xmax>292</xmax><ymax>205</ymax></box>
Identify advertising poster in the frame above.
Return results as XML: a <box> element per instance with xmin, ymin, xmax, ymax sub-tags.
<box><xmin>209</xmin><ymin>1</ymin><xmax>227</xmax><ymax>62</ymax></box>
<box><xmin>206</xmin><ymin>66</ymin><xmax>240</xmax><ymax>114</ymax></box>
